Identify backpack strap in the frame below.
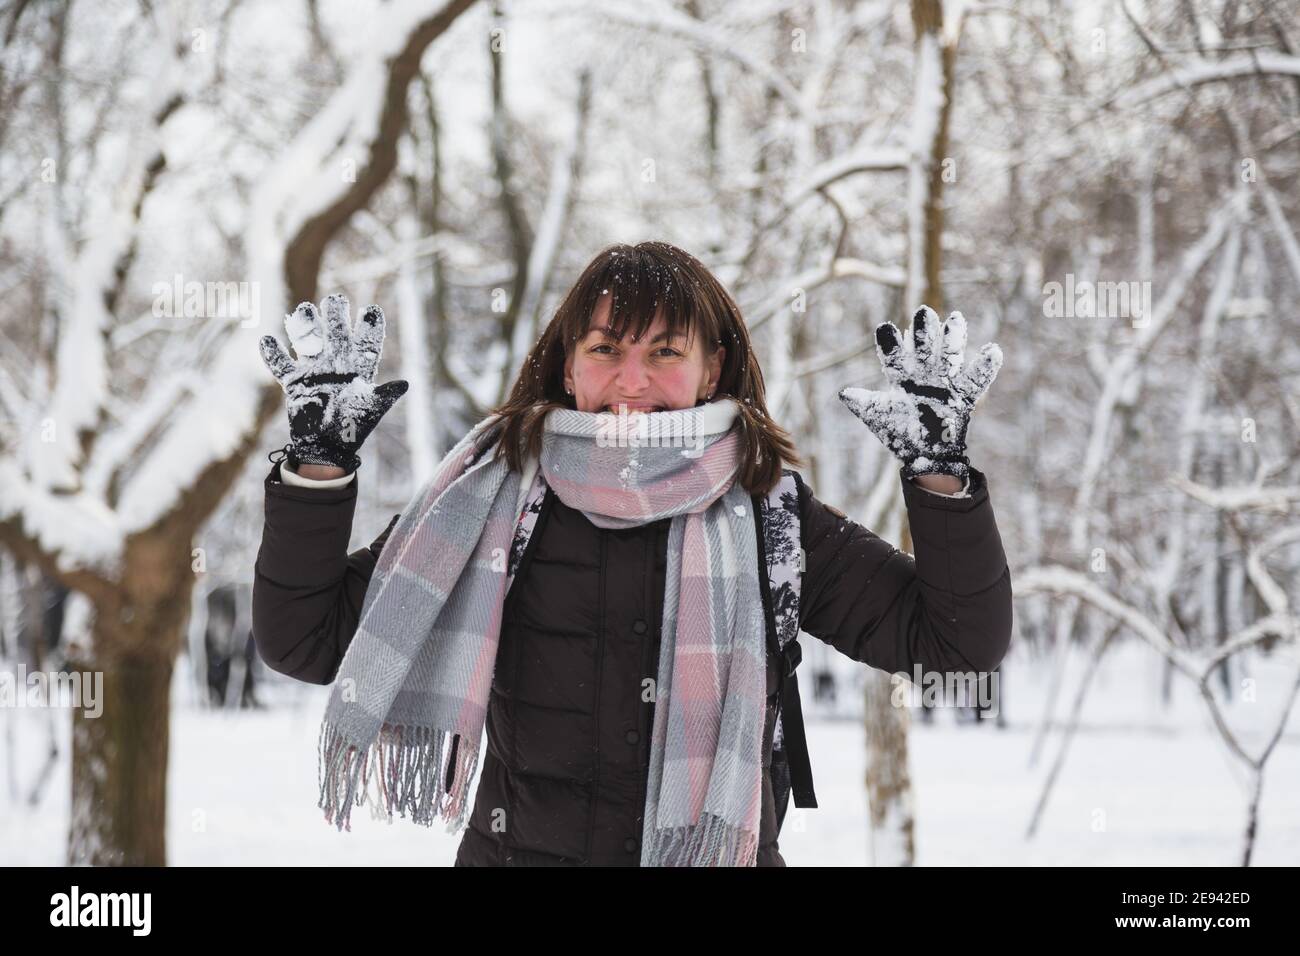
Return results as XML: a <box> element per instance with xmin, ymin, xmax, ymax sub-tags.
<box><xmin>758</xmin><ymin>471</ymin><xmax>818</xmax><ymax>812</ymax></box>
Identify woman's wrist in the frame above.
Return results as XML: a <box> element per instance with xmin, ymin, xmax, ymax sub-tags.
<box><xmin>911</xmin><ymin>472</ymin><xmax>964</xmax><ymax>495</ymax></box>
<box><xmin>296</xmin><ymin>462</ymin><xmax>348</xmax><ymax>480</ymax></box>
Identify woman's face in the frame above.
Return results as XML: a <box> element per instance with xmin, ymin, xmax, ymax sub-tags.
<box><xmin>563</xmin><ymin>294</ymin><xmax>724</xmax><ymax>413</ymax></box>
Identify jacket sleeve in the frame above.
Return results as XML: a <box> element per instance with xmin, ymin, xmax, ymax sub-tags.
<box><xmin>796</xmin><ymin>464</ymin><xmax>1013</xmax><ymax>677</ymax></box>
<box><xmin>251</xmin><ymin>458</ymin><xmax>400</xmax><ymax>685</ymax></box>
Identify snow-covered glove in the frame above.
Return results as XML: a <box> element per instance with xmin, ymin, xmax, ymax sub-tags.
<box><xmin>258</xmin><ymin>294</ymin><xmax>408</xmax><ymax>473</ymax></box>
<box><xmin>838</xmin><ymin>305</ymin><xmax>1002</xmax><ymax>482</ymax></box>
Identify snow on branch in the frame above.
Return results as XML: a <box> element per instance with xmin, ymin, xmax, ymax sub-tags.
<box><xmin>1242</xmin><ymin>526</ymin><xmax>1300</xmax><ymax>625</ymax></box>
<box><xmin>786</xmin><ymin>147</ymin><xmax>910</xmax><ymax>203</ymax></box>
<box><xmin>505</xmin><ymin>72</ymin><xmax>591</xmax><ymax>398</ymax></box>
<box><xmin>1018</xmin><ymin>561</ymin><xmax>1300</xmax><ymax>857</ymax></box>
<box><xmin>111</xmin><ymin>0</ymin><xmax>477</xmax><ymax>536</ymax></box>
<box><xmin>28</xmin><ymin>20</ymin><xmax>185</xmax><ymax>494</ymax></box>
<box><xmin>744</xmin><ymin>258</ymin><xmax>906</xmax><ymax>332</ymax></box>
<box><xmin>535</xmin><ymin>0</ymin><xmax>811</xmax><ymax>123</ymax></box>
<box><xmin>0</xmin><ymin>462</ymin><xmax>123</xmax><ymax>578</ymax></box>
<box><xmin>1016</xmin><ymin>565</ymin><xmax>1297</xmax><ymax>677</ymax></box>
<box><xmin>1015</xmin><ymin>565</ymin><xmax>1199</xmax><ymax>677</ymax></box>
<box><xmin>1257</xmin><ymin>178</ymin><xmax>1300</xmax><ymax>288</ymax></box>
<box><xmin>1114</xmin><ymin>51</ymin><xmax>1300</xmax><ymax>109</ymax></box>
<box><xmin>1167</xmin><ymin>474</ymin><xmax>1300</xmax><ymax>513</ymax></box>
<box><xmin>1068</xmin><ymin>194</ymin><xmax>1246</xmax><ymax>549</ymax></box>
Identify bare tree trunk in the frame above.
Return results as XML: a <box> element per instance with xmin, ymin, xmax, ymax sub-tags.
<box><xmin>68</xmin><ymin>645</ymin><xmax>174</xmax><ymax>865</ymax></box>
<box><xmin>907</xmin><ymin>0</ymin><xmax>956</xmax><ymax>313</ymax></box>
<box><xmin>857</xmin><ymin>0</ymin><xmax>962</xmax><ymax>870</ymax></box>
<box><xmin>864</xmin><ymin>667</ymin><xmax>914</xmax><ymax>866</ymax></box>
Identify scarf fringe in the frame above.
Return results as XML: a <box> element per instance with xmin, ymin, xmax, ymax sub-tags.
<box><xmin>317</xmin><ymin>719</ymin><xmax>479</xmax><ymax>834</ymax></box>
<box><xmin>313</xmin><ymin>408</ymin><xmax>766</xmax><ymax>860</ymax></box>
<box><xmin>644</xmin><ymin>813</ymin><xmax>759</xmax><ymax>867</ymax></box>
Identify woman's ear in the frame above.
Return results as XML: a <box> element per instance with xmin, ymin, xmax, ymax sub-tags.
<box><xmin>563</xmin><ymin>352</ymin><xmax>575</xmax><ymax>395</ymax></box>
<box><xmin>702</xmin><ymin>345</ymin><xmax>725</xmax><ymax>398</ymax></box>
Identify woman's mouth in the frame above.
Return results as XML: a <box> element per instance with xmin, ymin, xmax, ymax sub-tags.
<box><xmin>605</xmin><ymin>403</ymin><xmax>664</xmax><ymax>414</ymax></box>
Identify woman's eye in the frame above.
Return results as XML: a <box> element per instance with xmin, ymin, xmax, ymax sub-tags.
<box><xmin>588</xmin><ymin>343</ymin><xmax>680</xmax><ymax>357</ymax></box>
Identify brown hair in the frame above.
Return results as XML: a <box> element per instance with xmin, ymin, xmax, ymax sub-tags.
<box><xmin>488</xmin><ymin>240</ymin><xmax>801</xmax><ymax>495</ymax></box>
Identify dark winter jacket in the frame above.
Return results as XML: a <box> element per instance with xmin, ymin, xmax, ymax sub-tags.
<box><xmin>251</xmin><ymin>455</ymin><xmax>1013</xmax><ymax>866</ymax></box>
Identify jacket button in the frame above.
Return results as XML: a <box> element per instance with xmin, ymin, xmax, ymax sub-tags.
<box><xmin>625</xmin><ymin>729</ymin><xmax>639</xmax><ymax>744</ymax></box>
<box><xmin>632</xmin><ymin>619</ymin><xmax>647</xmax><ymax>635</ymax></box>
<box><xmin>624</xmin><ymin>837</ymin><xmax>638</xmax><ymax>853</ymax></box>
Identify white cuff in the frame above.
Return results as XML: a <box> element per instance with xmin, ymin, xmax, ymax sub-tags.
<box><xmin>279</xmin><ymin>460</ymin><xmax>357</xmax><ymax>489</ymax></box>
<box><xmin>912</xmin><ymin>474</ymin><xmax>970</xmax><ymax>498</ymax></box>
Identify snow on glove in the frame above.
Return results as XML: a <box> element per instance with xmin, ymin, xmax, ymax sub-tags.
<box><xmin>838</xmin><ymin>305</ymin><xmax>1002</xmax><ymax>482</ymax></box>
<box><xmin>259</xmin><ymin>293</ymin><xmax>409</xmax><ymax>473</ymax></box>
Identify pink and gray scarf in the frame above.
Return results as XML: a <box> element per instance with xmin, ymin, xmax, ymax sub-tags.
<box><xmin>316</xmin><ymin>398</ymin><xmax>769</xmax><ymax>866</ymax></box>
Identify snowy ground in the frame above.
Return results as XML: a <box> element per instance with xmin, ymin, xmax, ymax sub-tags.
<box><xmin>2</xmin><ymin>640</ymin><xmax>1298</xmax><ymax>866</ymax></box>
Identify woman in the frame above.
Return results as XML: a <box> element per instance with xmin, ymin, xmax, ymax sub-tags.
<box><xmin>252</xmin><ymin>240</ymin><xmax>1012</xmax><ymax>866</ymax></box>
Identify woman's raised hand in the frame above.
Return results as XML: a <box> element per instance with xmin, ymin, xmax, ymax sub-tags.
<box><xmin>838</xmin><ymin>305</ymin><xmax>1002</xmax><ymax>482</ymax></box>
<box><xmin>259</xmin><ymin>294</ymin><xmax>409</xmax><ymax>473</ymax></box>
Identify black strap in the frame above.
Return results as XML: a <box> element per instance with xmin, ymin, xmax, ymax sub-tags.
<box><xmin>778</xmin><ymin>641</ymin><xmax>818</xmax><ymax>808</ymax></box>
<box><xmin>266</xmin><ymin>441</ymin><xmax>360</xmax><ymax>475</ymax></box>
<box><xmin>752</xmin><ymin>481</ymin><xmax>819</xmax><ymax>811</ymax></box>
<box><xmin>267</xmin><ymin>442</ymin><xmax>294</xmax><ymax>469</ymax></box>
<box><xmin>446</xmin><ymin>734</ymin><xmax>460</xmax><ymax>791</ymax></box>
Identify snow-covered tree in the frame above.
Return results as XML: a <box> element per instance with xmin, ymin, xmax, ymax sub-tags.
<box><xmin>0</xmin><ymin>0</ymin><xmax>479</xmax><ymax>865</ymax></box>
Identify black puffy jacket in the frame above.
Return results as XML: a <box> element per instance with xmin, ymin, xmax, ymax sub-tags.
<box><xmin>252</xmin><ymin>456</ymin><xmax>1012</xmax><ymax>866</ymax></box>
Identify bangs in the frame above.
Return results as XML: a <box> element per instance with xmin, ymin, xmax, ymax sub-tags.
<box><xmin>565</xmin><ymin>245</ymin><xmax>709</xmax><ymax>349</ymax></box>
<box><xmin>491</xmin><ymin>238</ymin><xmax>802</xmax><ymax>493</ymax></box>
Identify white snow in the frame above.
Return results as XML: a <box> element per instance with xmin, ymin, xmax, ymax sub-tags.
<box><xmin>4</xmin><ymin>641</ymin><xmax>1297</xmax><ymax>865</ymax></box>
<box><xmin>1115</xmin><ymin>51</ymin><xmax>1300</xmax><ymax>108</ymax></box>
<box><xmin>0</xmin><ymin>464</ymin><xmax>124</xmax><ymax>575</ymax></box>
<box><xmin>107</xmin><ymin>0</ymin><xmax>477</xmax><ymax>537</ymax></box>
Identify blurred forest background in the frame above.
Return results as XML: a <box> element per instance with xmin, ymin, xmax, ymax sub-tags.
<box><xmin>1</xmin><ymin>0</ymin><xmax>1298</xmax><ymax>866</ymax></box>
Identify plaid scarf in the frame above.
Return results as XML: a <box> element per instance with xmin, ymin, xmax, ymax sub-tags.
<box><xmin>316</xmin><ymin>398</ymin><xmax>769</xmax><ymax>866</ymax></box>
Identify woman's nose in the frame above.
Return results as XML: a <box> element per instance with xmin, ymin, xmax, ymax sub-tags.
<box><xmin>615</xmin><ymin>358</ymin><xmax>650</xmax><ymax>392</ymax></box>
